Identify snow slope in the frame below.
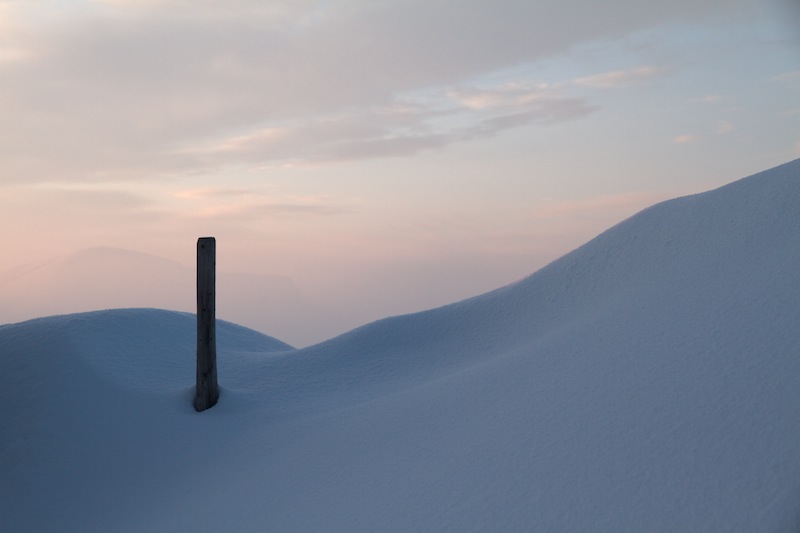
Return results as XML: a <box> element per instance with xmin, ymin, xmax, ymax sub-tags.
<box><xmin>2</xmin><ymin>159</ymin><xmax>799</xmax><ymax>531</ymax></box>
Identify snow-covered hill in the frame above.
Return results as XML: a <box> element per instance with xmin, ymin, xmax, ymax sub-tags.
<box><xmin>2</xmin><ymin>159</ymin><xmax>799</xmax><ymax>531</ymax></box>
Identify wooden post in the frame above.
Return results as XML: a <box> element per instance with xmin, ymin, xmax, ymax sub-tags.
<box><xmin>194</xmin><ymin>237</ymin><xmax>219</xmax><ymax>412</ymax></box>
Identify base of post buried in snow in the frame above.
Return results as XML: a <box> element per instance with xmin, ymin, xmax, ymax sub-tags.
<box><xmin>194</xmin><ymin>236</ymin><xmax>219</xmax><ymax>412</ymax></box>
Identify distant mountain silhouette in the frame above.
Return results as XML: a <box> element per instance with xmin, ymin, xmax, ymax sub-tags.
<box><xmin>0</xmin><ymin>246</ymin><xmax>338</xmax><ymax>346</ymax></box>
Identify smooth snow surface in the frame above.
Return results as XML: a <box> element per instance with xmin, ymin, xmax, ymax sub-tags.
<box><xmin>2</xmin><ymin>159</ymin><xmax>800</xmax><ymax>532</ymax></box>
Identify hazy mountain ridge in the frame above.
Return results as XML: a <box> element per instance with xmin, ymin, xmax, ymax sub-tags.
<box><xmin>0</xmin><ymin>246</ymin><xmax>337</xmax><ymax>346</ymax></box>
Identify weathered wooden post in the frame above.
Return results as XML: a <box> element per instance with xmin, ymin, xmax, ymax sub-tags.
<box><xmin>194</xmin><ymin>237</ymin><xmax>219</xmax><ymax>412</ymax></box>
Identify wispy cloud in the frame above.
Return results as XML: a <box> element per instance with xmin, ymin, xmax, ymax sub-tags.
<box><xmin>689</xmin><ymin>95</ymin><xmax>722</xmax><ymax>104</ymax></box>
<box><xmin>176</xmin><ymin>87</ymin><xmax>596</xmax><ymax>167</ymax></box>
<box><xmin>0</xmin><ymin>0</ymin><xmax>733</xmax><ymax>183</ymax></box>
<box><xmin>672</xmin><ymin>134</ymin><xmax>699</xmax><ymax>144</ymax></box>
<box><xmin>461</xmin><ymin>99</ymin><xmax>597</xmax><ymax>138</ymax></box>
<box><xmin>172</xmin><ymin>187</ymin><xmax>262</xmax><ymax>199</ymax></box>
<box><xmin>0</xmin><ymin>183</ymin><xmax>165</xmax><ymax>234</ymax></box>
<box><xmin>770</xmin><ymin>70</ymin><xmax>800</xmax><ymax>82</ymax></box>
<box><xmin>573</xmin><ymin>66</ymin><xmax>665</xmax><ymax>89</ymax></box>
<box><xmin>447</xmin><ymin>82</ymin><xmax>551</xmax><ymax>110</ymax></box>
<box><xmin>172</xmin><ymin>187</ymin><xmax>352</xmax><ymax>220</ymax></box>
<box><xmin>188</xmin><ymin>201</ymin><xmax>348</xmax><ymax>220</ymax></box>
<box><xmin>717</xmin><ymin>120</ymin><xmax>735</xmax><ymax>134</ymax></box>
<box><xmin>17</xmin><ymin>183</ymin><xmax>153</xmax><ymax>209</ymax></box>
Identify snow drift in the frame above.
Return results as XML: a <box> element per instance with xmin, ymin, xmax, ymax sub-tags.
<box><xmin>2</xmin><ymin>159</ymin><xmax>799</xmax><ymax>531</ymax></box>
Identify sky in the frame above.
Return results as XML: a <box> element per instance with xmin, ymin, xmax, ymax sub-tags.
<box><xmin>1</xmin><ymin>0</ymin><xmax>798</xmax><ymax>336</ymax></box>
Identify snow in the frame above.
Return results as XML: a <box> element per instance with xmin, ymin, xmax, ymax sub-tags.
<box><xmin>2</xmin><ymin>159</ymin><xmax>800</xmax><ymax>531</ymax></box>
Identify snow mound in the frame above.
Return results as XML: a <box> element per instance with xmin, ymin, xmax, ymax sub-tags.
<box><xmin>2</xmin><ymin>159</ymin><xmax>799</xmax><ymax>532</ymax></box>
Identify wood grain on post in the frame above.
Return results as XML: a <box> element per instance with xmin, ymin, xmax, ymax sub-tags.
<box><xmin>194</xmin><ymin>237</ymin><xmax>219</xmax><ymax>412</ymax></box>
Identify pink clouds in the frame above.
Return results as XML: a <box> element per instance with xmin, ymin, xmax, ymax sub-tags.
<box><xmin>573</xmin><ymin>66</ymin><xmax>665</xmax><ymax>89</ymax></box>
